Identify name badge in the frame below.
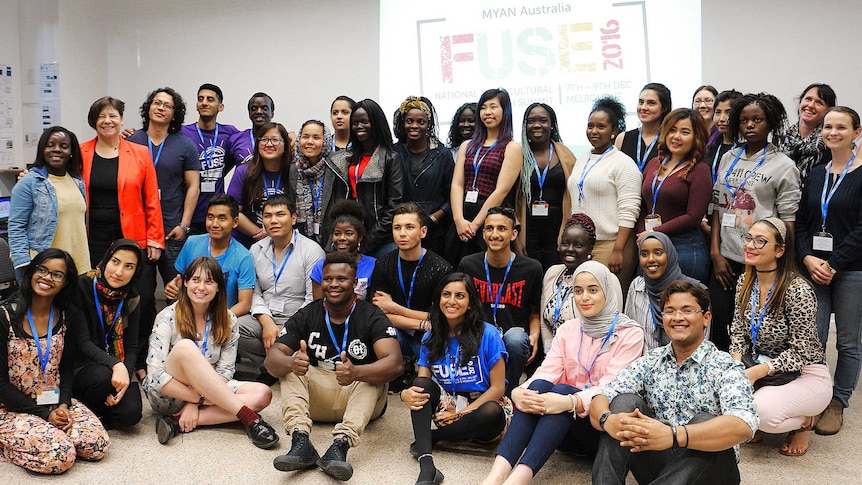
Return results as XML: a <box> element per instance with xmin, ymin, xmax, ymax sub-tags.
<box><xmin>707</xmin><ymin>202</ymin><xmax>714</xmax><ymax>215</ymax></box>
<box><xmin>531</xmin><ymin>201</ymin><xmax>549</xmax><ymax>216</ymax></box>
<box><xmin>721</xmin><ymin>212</ymin><xmax>736</xmax><ymax>228</ymax></box>
<box><xmin>268</xmin><ymin>297</ymin><xmax>286</xmax><ymax>314</ymax></box>
<box><xmin>312</xmin><ymin>222</ymin><xmax>320</xmax><ymax>235</ymax></box>
<box><xmin>465</xmin><ymin>189</ymin><xmax>479</xmax><ymax>203</ymax></box>
<box><xmin>644</xmin><ymin>214</ymin><xmax>662</xmax><ymax>232</ymax></box>
<box><xmin>36</xmin><ymin>387</ymin><xmax>60</xmax><ymax>405</ymax></box>
<box><xmin>572</xmin><ymin>209</ymin><xmax>586</xmax><ymax>215</ymax></box>
<box><xmin>813</xmin><ymin>232</ymin><xmax>834</xmax><ymax>252</ymax></box>
<box><xmin>158</xmin><ymin>188</ymin><xmax>162</xmax><ymax>200</ymax></box>
<box><xmin>201</xmin><ymin>181</ymin><xmax>217</xmax><ymax>193</ymax></box>
<box><xmin>455</xmin><ymin>395</ymin><xmax>468</xmax><ymax>412</ymax></box>
<box><xmin>755</xmin><ymin>354</ymin><xmax>772</xmax><ymax>364</ymax></box>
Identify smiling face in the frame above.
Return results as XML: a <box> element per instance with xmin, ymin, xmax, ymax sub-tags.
<box><xmin>558</xmin><ymin>225</ymin><xmax>592</xmax><ymax>271</ymax></box>
<box><xmin>662</xmin><ymin>291</ymin><xmax>709</xmax><ymax>349</ymax></box>
<box><xmin>526</xmin><ymin>106</ymin><xmax>552</xmax><ymax>145</ymax></box>
<box><xmin>482</xmin><ymin>213</ymin><xmax>517</xmax><ymax>253</ymax></box>
<box><xmin>743</xmin><ymin>221</ymin><xmax>784</xmax><ymax>268</ymax></box>
<box><xmin>321</xmin><ymin>262</ymin><xmax>357</xmax><ymax>307</ymax></box>
<box><xmin>637</xmin><ymin>89</ymin><xmax>663</xmax><ymax>124</ymax></box>
<box><xmin>43</xmin><ymin>131</ymin><xmax>72</xmax><ymax>175</ymax></box>
<box><xmin>31</xmin><ymin>258</ymin><xmax>67</xmax><ymax>300</ymax></box>
<box><xmin>299</xmin><ymin>123</ymin><xmax>325</xmax><ymax>162</ymax></box>
<box><xmin>639</xmin><ymin>237</ymin><xmax>668</xmax><ymax>280</ymax></box>
<box><xmin>822</xmin><ymin>110</ymin><xmax>861</xmax><ymax>152</ymax></box>
<box><xmin>586</xmin><ymin>110</ymin><xmax>617</xmax><ymax>152</ymax></box>
<box><xmin>196</xmin><ymin>89</ymin><xmax>223</xmax><ymax>119</ymax></box>
<box><xmin>692</xmin><ymin>89</ymin><xmax>716</xmax><ymax>122</ymax></box>
<box><xmin>258</xmin><ymin>127</ymin><xmax>285</xmax><ymax>162</ymax></box>
<box><xmin>713</xmin><ymin>100</ymin><xmax>733</xmax><ymax>136</ymax></box>
<box><xmin>665</xmin><ymin>117</ymin><xmax>694</xmax><ymax>160</ymax></box>
<box><xmin>96</xmin><ymin>106</ymin><xmax>123</xmax><ymax>140</ymax></box>
<box><xmin>331</xmin><ymin>100</ymin><xmax>352</xmax><ymax>133</ymax></box>
<box><xmin>439</xmin><ymin>281</ymin><xmax>470</xmax><ymax>325</ymax></box>
<box><xmin>458</xmin><ymin>108</ymin><xmax>476</xmax><ymax>140</ymax></box>
<box><xmin>248</xmin><ymin>96</ymin><xmax>273</xmax><ymax>130</ymax></box>
<box><xmin>403</xmin><ymin>108</ymin><xmax>429</xmax><ymax>143</ymax></box>
<box><xmin>103</xmin><ymin>249</ymin><xmax>139</xmax><ymax>289</ymax></box>
<box><xmin>480</xmin><ymin>96</ymin><xmax>503</xmax><ymax>130</ymax></box>
<box><xmin>185</xmin><ymin>267</ymin><xmax>218</xmax><ymax>306</ymax></box>
<box><xmin>149</xmin><ymin>91</ymin><xmax>176</xmax><ymax>127</ymax></box>
<box><xmin>206</xmin><ymin>203</ymin><xmax>238</xmax><ymax>243</ymax></box>
<box><xmin>739</xmin><ymin>103</ymin><xmax>770</xmax><ymax>147</ymax></box>
<box><xmin>573</xmin><ymin>272</ymin><xmax>605</xmax><ymax>318</ymax></box>
<box><xmin>799</xmin><ymin>87</ymin><xmax>829</xmax><ymax>127</ymax></box>
<box><xmin>351</xmin><ymin>108</ymin><xmax>372</xmax><ymax>144</ymax></box>
<box><xmin>332</xmin><ymin>222</ymin><xmax>362</xmax><ymax>254</ymax></box>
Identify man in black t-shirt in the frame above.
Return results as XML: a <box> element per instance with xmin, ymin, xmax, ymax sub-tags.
<box><xmin>457</xmin><ymin>206</ymin><xmax>543</xmax><ymax>395</ymax></box>
<box><xmin>265</xmin><ymin>252</ymin><xmax>401</xmax><ymax>481</ymax></box>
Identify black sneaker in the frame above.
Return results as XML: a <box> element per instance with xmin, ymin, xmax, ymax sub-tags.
<box><xmin>244</xmin><ymin>418</ymin><xmax>280</xmax><ymax>449</ymax></box>
<box><xmin>317</xmin><ymin>437</ymin><xmax>353</xmax><ymax>481</ymax></box>
<box><xmin>156</xmin><ymin>415</ymin><xmax>179</xmax><ymax>445</ymax></box>
<box><xmin>273</xmin><ymin>430</ymin><xmax>320</xmax><ymax>471</ymax></box>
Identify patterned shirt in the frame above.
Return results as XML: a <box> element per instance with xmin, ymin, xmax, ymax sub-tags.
<box><xmin>463</xmin><ymin>142</ymin><xmax>507</xmax><ymax>198</ymax></box>
<box><xmin>599</xmin><ymin>339</ymin><xmax>758</xmax><ymax>441</ymax></box>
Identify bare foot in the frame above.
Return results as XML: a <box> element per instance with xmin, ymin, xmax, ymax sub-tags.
<box><xmin>780</xmin><ymin>417</ymin><xmax>813</xmax><ymax>456</ymax></box>
<box><xmin>749</xmin><ymin>430</ymin><xmax>764</xmax><ymax>443</ymax></box>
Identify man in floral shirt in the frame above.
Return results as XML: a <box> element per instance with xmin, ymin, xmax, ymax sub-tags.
<box><xmin>590</xmin><ymin>281</ymin><xmax>758</xmax><ymax>484</ymax></box>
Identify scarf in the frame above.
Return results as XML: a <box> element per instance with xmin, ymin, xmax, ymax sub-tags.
<box><xmin>574</xmin><ymin>261</ymin><xmax>641</xmax><ymax>353</ymax></box>
<box><xmin>88</xmin><ymin>238</ymin><xmax>143</xmax><ymax>361</ymax></box>
<box><xmin>639</xmin><ymin>233</ymin><xmax>701</xmax><ymax>326</ymax></box>
<box><xmin>295</xmin><ymin>124</ymin><xmax>333</xmax><ymax>235</ymax></box>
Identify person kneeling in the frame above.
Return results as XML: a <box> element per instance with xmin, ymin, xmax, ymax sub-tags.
<box><xmin>141</xmin><ymin>256</ymin><xmax>278</xmax><ymax>449</ymax></box>
<box><xmin>266</xmin><ymin>252</ymin><xmax>402</xmax><ymax>481</ymax></box>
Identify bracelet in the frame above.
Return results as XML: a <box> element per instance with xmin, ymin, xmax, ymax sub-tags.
<box><xmin>429</xmin><ymin>214</ymin><xmax>438</xmax><ymax>224</ymax></box>
<box><xmin>671</xmin><ymin>425</ymin><xmax>679</xmax><ymax>449</ymax></box>
<box><xmin>681</xmin><ymin>425</ymin><xmax>689</xmax><ymax>448</ymax></box>
<box><xmin>198</xmin><ymin>395</ymin><xmax>205</xmax><ymax>407</ymax></box>
<box><xmin>569</xmin><ymin>394</ymin><xmax>578</xmax><ymax>414</ymax></box>
<box><xmin>180</xmin><ymin>224</ymin><xmax>191</xmax><ymax>234</ymax></box>
<box><xmin>766</xmin><ymin>361</ymin><xmax>776</xmax><ymax>376</ymax></box>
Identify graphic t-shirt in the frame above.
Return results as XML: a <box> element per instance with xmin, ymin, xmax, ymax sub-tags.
<box><xmin>418</xmin><ymin>322</ymin><xmax>507</xmax><ymax>394</ymax></box>
<box><xmin>228</xmin><ymin>128</ymin><xmax>256</xmax><ymax>166</ymax></box>
<box><xmin>311</xmin><ymin>255</ymin><xmax>376</xmax><ymax>300</ymax></box>
<box><xmin>226</xmin><ymin>163</ymin><xmax>287</xmax><ymax>247</ymax></box>
<box><xmin>180</xmin><ymin>122</ymin><xmax>239</xmax><ymax>223</ymax></box>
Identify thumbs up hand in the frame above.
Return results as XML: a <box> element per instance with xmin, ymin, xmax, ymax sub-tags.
<box><xmin>292</xmin><ymin>340</ymin><xmax>310</xmax><ymax>376</ymax></box>
<box><xmin>335</xmin><ymin>351</ymin><xmax>355</xmax><ymax>386</ymax></box>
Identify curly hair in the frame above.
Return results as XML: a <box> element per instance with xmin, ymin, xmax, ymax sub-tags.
<box><xmin>140</xmin><ymin>87</ymin><xmax>187</xmax><ymax>134</ymax></box>
<box><xmin>564</xmin><ymin>213</ymin><xmax>597</xmax><ymax>246</ymax></box>
<box><xmin>590</xmin><ymin>96</ymin><xmax>626</xmax><ymax>134</ymax></box>
<box><xmin>727</xmin><ymin>93</ymin><xmax>788</xmax><ymax>149</ymax></box>
<box><xmin>447</xmin><ymin>102</ymin><xmax>478</xmax><ymax>149</ymax></box>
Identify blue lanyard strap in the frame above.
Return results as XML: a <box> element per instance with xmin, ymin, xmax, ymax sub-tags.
<box><xmin>324</xmin><ymin>300</ymin><xmax>357</xmax><ymax>360</ymax></box>
<box><xmin>577</xmin><ymin>312</ymin><xmax>619</xmax><ymax>386</ymax></box>
<box><xmin>711</xmin><ymin>143</ymin><xmax>736</xmax><ymax>184</ymax></box>
<box><xmin>578</xmin><ymin>146</ymin><xmax>613</xmax><ymax>203</ymax></box>
<box><xmin>196</xmin><ymin>123</ymin><xmax>219</xmax><ymax>168</ymax></box>
<box><xmin>723</xmin><ymin>145</ymin><xmax>767</xmax><ymax>207</ymax></box>
<box><xmin>397</xmin><ymin>250</ymin><xmax>426</xmax><ymax>309</ymax></box>
<box><xmin>531</xmin><ymin>143</ymin><xmax>554</xmax><ymax>199</ymax></box>
<box><xmin>262</xmin><ymin>171</ymin><xmax>283</xmax><ymax>197</ymax></box>
<box><xmin>749</xmin><ymin>277</ymin><xmax>778</xmax><ymax>353</ymax></box>
<box><xmin>147</xmin><ymin>133</ymin><xmax>168</xmax><ymax>168</ymax></box>
<box><xmin>272</xmin><ymin>232</ymin><xmax>296</xmax><ymax>292</ymax></box>
<box><xmin>552</xmin><ymin>275</ymin><xmax>572</xmax><ymax>332</ymax></box>
<box><xmin>484</xmin><ymin>253</ymin><xmax>514</xmax><ymax>326</ymax></box>
<box><xmin>27</xmin><ymin>307</ymin><xmax>55</xmax><ymax>375</ymax></box>
<box><xmin>650</xmin><ymin>159</ymin><xmax>686</xmax><ymax>213</ymax></box>
<box><xmin>446</xmin><ymin>340</ymin><xmax>460</xmax><ymax>394</ymax></box>
<box><xmin>310</xmin><ymin>174</ymin><xmax>324</xmax><ymax>213</ymax></box>
<box><xmin>470</xmin><ymin>141</ymin><xmax>498</xmax><ymax>189</ymax></box>
<box><xmin>249</xmin><ymin>129</ymin><xmax>255</xmax><ymax>158</ymax></box>
<box><xmin>636</xmin><ymin>128</ymin><xmax>658</xmax><ymax>171</ymax></box>
<box><xmin>92</xmin><ymin>278</ymin><xmax>125</xmax><ymax>353</ymax></box>
<box><xmin>820</xmin><ymin>155</ymin><xmax>856</xmax><ymax>231</ymax></box>
<box><xmin>195</xmin><ymin>316</ymin><xmax>211</xmax><ymax>356</ymax></box>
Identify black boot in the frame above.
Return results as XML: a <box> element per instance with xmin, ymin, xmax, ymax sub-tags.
<box><xmin>156</xmin><ymin>415</ymin><xmax>179</xmax><ymax>445</ymax></box>
<box><xmin>243</xmin><ymin>417</ymin><xmax>280</xmax><ymax>449</ymax></box>
<box><xmin>273</xmin><ymin>430</ymin><xmax>320</xmax><ymax>471</ymax></box>
<box><xmin>317</xmin><ymin>437</ymin><xmax>353</xmax><ymax>481</ymax></box>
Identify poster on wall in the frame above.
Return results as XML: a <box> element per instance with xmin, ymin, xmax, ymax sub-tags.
<box><xmin>0</xmin><ymin>63</ymin><xmax>14</xmax><ymax>168</ymax></box>
<box><xmin>39</xmin><ymin>62</ymin><xmax>60</xmax><ymax>128</ymax></box>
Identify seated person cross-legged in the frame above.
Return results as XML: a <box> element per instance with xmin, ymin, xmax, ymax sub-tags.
<box><xmin>266</xmin><ymin>252</ymin><xmax>402</xmax><ymax>482</ymax></box>
<box><xmin>590</xmin><ymin>281</ymin><xmax>758</xmax><ymax>485</ymax></box>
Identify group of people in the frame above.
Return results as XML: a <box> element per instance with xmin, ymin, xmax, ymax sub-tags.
<box><xmin>0</xmin><ymin>79</ymin><xmax>858</xmax><ymax>485</ymax></box>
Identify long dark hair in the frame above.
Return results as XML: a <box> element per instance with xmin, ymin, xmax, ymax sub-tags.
<box><xmin>466</xmin><ymin>88</ymin><xmax>514</xmax><ymax>156</ymax></box>
<box><xmin>447</xmin><ymin>102</ymin><xmax>478</xmax><ymax>149</ymax></box>
<box><xmin>736</xmin><ymin>219</ymin><xmax>799</xmax><ymax>318</ymax></box>
<box><xmin>728</xmin><ymin>92</ymin><xmax>788</xmax><ymax>149</ymax></box>
<box><xmin>656</xmin><ymin>108</ymin><xmax>709</xmax><ymax>177</ymax></box>
<box><xmin>241</xmin><ymin>122</ymin><xmax>292</xmax><ymax>216</ymax></box>
<box><xmin>17</xmin><ymin>248</ymin><xmax>78</xmax><ymax>320</ymax></box>
<box><xmin>348</xmin><ymin>99</ymin><xmax>394</xmax><ymax>166</ymax></box>
<box><xmin>423</xmin><ymin>273</ymin><xmax>487</xmax><ymax>368</ymax></box>
<box><xmin>33</xmin><ymin>126</ymin><xmax>82</xmax><ymax>177</ymax></box>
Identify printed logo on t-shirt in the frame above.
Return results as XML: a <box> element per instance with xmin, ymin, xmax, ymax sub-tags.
<box><xmin>385</xmin><ymin>326</ymin><xmax>396</xmax><ymax>337</ymax></box>
<box><xmin>471</xmin><ymin>278</ymin><xmax>526</xmax><ymax>308</ymax></box>
<box><xmin>307</xmin><ymin>331</ymin><xmax>328</xmax><ymax>360</ymax></box>
<box><xmin>432</xmin><ymin>355</ymin><xmax>484</xmax><ymax>389</ymax></box>
<box><xmin>348</xmin><ymin>339</ymin><xmax>368</xmax><ymax>360</ymax></box>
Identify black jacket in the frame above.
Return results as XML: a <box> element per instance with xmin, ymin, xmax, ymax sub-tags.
<box><xmin>394</xmin><ymin>142</ymin><xmax>455</xmax><ymax>219</ymax></box>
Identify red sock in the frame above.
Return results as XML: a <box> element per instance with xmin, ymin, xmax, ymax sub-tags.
<box><xmin>236</xmin><ymin>406</ymin><xmax>260</xmax><ymax>426</ymax></box>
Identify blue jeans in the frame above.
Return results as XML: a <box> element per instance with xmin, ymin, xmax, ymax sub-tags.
<box><xmin>370</xmin><ymin>242</ymin><xmax>397</xmax><ymax>259</ymax></box>
<box><xmin>496</xmin><ymin>380</ymin><xmax>600</xmax><ymax>473</ymax></box>
<box><xmin>396</xmin><ymin>328</ymin><xmax>422</xmax><ymax>358</ymax></box>
<box><xmin>669</xmin><ymin>229</ymin><xmax>710</xmax><ymax>285</ymax></box>
<box><xmin>503</xmin><ymin>327</ymin><xmax>531</xmax><ymax>396</ymax></box>
<box><xmin>814</xmin><ymin>270</ymin><xmax>862</xmax><ymax>408</ymax></box>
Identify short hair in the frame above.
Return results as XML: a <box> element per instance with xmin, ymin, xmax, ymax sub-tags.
<box><xmin>198</xmin><ymin>83</ymin><xmax>224</xmax><ymax>103</ymax></box>
<box><xmin>207</xmin><ymin>193</ymin><xmax>239</xmax><ymax>219</ymax></box>
<box><xmin>247</xmin><ymin>92</ymin><xmax>274</xmax><ymax>113</ymax></box>
<box><xmin>262</xmin><ymin>193</ymin><xmax>296</xmax><ymax>214</ymax></box>
<box><xmin>140</xmin><ymin>87</ymin><xmax>187</xmax><ymax>134</ymax></box>
<box><xmin>660</xmin><ymin>280</ymin><xmax>710</xmax><ymax>311</ymax></box>
<box><xmin>392</xmin><ymin>202</ymin><xmax>427</xmax><ymax>227</ymax></box>
<box><xmin>87</xmin><ymin>96</ymin><xmax>125</xmax><ymax>129</ymax></box>
<box><xmin>33</xmin><ymin>126</ymin><xmax>82</xmax><ymax>177</ymax></box>
<box><xmin>642</xmin><ymin>82</ymin><xmax>673</xmax><ymax>122</ymax></box>
<box><xmin>827</xmin><ymin>106</ymin><xmax>861</xmax><ymax>130</ymax></box>
<box><xmin>727</xmin><ymin>92</ymin><xmax>788</xmax><ymax>149</ymax></box>
<box><xmin>447</xmin><ymin>102</ymin><xmax>478</xmax><ymax>149</ymax></box>
<box><xmin>797</xmin><ymin>83</ymin><xmax>836</xmax><ymax>109</ymax></box>
<box><xmin>329</xmin><ymin>199</ymin><xmax>367</xmax><ymax>238</ymax></box>
<box><xmin>330</xmin><ymin>95</ymin><xmax>356</xmax><ymax>112</ymax></box>
<box><xmin>323</xmin><ymin>251</ymin><xmax>358</xmax><ymax>274</ymax></box>
<box><xmin>590</xmin><ymin>96</ymin><xmax>626</xmax><ymax>134</ymax></box>
<box><xmin>691</xmin><ymin>85</ymin><xmax>718</xmax><ymax>102</ymax></box>
<box><xmin>486</xmin><ymin>206</ymin><xmax>517</xmax><ymax>228</ymax></box>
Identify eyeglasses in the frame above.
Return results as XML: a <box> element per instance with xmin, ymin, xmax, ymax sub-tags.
<box><xmin>152</xmin><ymin>100</ymin><xmax>174</xmax><ymax>110</ymax></box>
<box><xmin>661</xmin><ymin>308</ymin><xmax>705</xmax><ymax>318</ymax></box>
<box><xmin>693</xmin><ymin>99</ymin><xmax>714</xmax><ymax>106</ymax></box>
<box><xmin>35</xmin><ymin>265</ymin><xmax>66</xmax><ymax>282</ymax></box>
<box><xmin>741</xmin><ymin>234</ymin><xmax>775</xmax><ymax>249</ymax></box>
<box><xmin>259</xmin><ymin>137</ymin><xmax>284</xmax><ymax>146</ymax></box>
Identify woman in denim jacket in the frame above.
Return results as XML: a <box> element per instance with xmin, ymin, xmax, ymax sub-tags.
<box><xmin>9</xmin><ymin>127</ymin><xmax>89</xmax><ymax>282</ymax></box>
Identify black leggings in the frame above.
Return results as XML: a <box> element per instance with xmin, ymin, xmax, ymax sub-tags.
<box><xmin>409</xmin><ymin>376</ymin><xmax>506</xmax><ymax>456</ymax></box>
<box><xmin>72</xmin><ymin>363</ymin><xmax>142</xmax><ymax>428</ymax></box>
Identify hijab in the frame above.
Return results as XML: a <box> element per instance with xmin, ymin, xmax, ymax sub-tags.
<box><xmin>87</xmin><ymin>238</ymin><xmax>143</xmax><ymax>360</ymax></box>
<box><xmin>639</xmin><ymin>232</ymin><xmax>701</xmax><ymax>323</ymax></box>
<box><xmin>574</xmin><ymin>261</ymin><xmax>640</xmax><ymax>346</ymax></box>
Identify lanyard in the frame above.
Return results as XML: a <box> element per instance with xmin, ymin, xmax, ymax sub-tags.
<box><xmin>723</xmin><ymin>145</ymin><xmax>767</xmax><ymax>207</ymax></box>
<box><xmin>749</xmin><ymin>277</ymin><xmax>777</xmax><ymax>353</ymax></box>
<box><xmin>196</xmin><ymin>124</ymin><xmax>219</xmax><ymax>169</ymax></box>
<box><xmin>92</xmin><ymin>279</ymin><xmax>125</xmax><ymax>353</ymax></box>
<box><xmin>649</xmin><ymin>306</ymin><xmax>661</xmax><ymax>330</ymax></box>
<box><xmin>470</xmin><ymin>141</ymin><xmax>498</xmax><ymax>189</ymax></box>
<box><xmin>636</xmin><ymin>128</ymin><xmax>658</xmax><ymax>171</ymax></box>
<box><xmin>531</xmin><ymin>143</ymin><xmax>554</xmax><ymax>199</ymax></box>
<box><xmin>310</xmin><ymin>174</ymin><xmax>324</xmax><ymax>213</ymax></box>
<box><xmin>398</xmin><ymin>249</ymin><xmax>426</xmax><ymax>309</ymax></box>
<box><xmin>576</xmin><ymin>312</ymin><xmax>619</xmax><ymax>387</ymax></box>
<box><xmin>711</xmin><ymin>143</ymin><xmax>736</xmax><ymax>184</ymax></box>
<box><xmin>484</xmin><ymin>253</ymin><xmax>514</xmax><ymax>326</ymax></box>
<box><xmin>552</xmin><ymin>274</ymin><xmax>572</xmax><ymax>332</ymax></box>
<box><xmin>262</xmin><ymin>171</ymin><xmax>283</xmax><ymax>197</ymax></box>
<box><xmin>147</xmin><ymin>133</ymin><xmax>168</xmax><ymax>168</ymax></box>
<box><xmin>331</xmin><ymin>139</ymin><xmax>352</xmax><ymax>151</ymax></box>
<box><xmin>195</xmin><ymin>317</ymin><xmax>211</xmax><ymax>356</ymax></box>
<box><xmin>27</xmin><ymin>307</ymin><xmax>55</xmax><ymax>375</ymax></box>
<box><xmin>324</xmin><ymin>299</ymin><xmax>357</xmax><ymax>360</ymax></box>
<box><xmin>650</xmin><ymin>159</ymin><xmax>686</xmax><ymax>213</ymax></box>
<box><xmin>272</xmin><ymin>232</ymin><xmax>296</xmax><ymax>292</ymax></box>
<box><xmin>820</xmin><ymin>155</ymin><xmax>856</xmax><ymax>231</ymax></box>
<box><xmin>249</xmin><ymin>129</ymin><xmax>255</xmax><ymax>158</ymax></box>
<box><xmin>577</xmin><ymin>145</ymin><xmax>613</xmax><ymax>203</ymax></box>
<box><xmin>446</xmin><ymin>340</ymin><xmax>460</xmax><ymax>394</ymax></box>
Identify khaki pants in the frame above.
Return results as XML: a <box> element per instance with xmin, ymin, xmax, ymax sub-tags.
<box><xmin>591</xmin><ymin>236</ymin><xmax>637</xmax><ymax>295</ymax></box>
<box><xmin>280</xmin><ymin>365</ymin><xmax>387</xmax><ymax>447</ymax></box>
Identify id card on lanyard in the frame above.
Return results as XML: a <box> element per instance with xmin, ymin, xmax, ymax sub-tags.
<box><xmin>197</xmin><ymin>124</ymin><xmax>220</xmax><ymax>193</ymax></box>
<box><xmin>28</xmin><ymin>308</ymin><xmax>60</xmax><ymax>405</ymax></box>
<box><xmin>815</xmin><ymin>155</ymin><xmax>856</xmax><ymax>252</ymax></box>
<box><xmin>530</xmin><ymin>144</ymin><xmax>554</xmax><ymax>216</ymax></box>
<box><xmin>646</xmin><ymin>159</ymin><xmax>685</xmax><ymax>231</ymax></box>
<box><xmin>466</xmin><ymin>141</ymin><xmax>498</xmax><ymax>203</ymax></box>
<box><xmin>721</xmin><ymin>145</ymin><xmax>767</xmax><ymax>227</ymax></box>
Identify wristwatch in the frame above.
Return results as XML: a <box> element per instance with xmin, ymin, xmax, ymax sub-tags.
<box><xmin>599</xmin><ymin>411</ymin><xmax>612</xmax><ymax>430</ymax></box>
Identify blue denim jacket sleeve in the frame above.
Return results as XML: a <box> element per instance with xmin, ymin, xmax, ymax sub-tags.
<box><xmin>9</xmin><ymin>172</ymin><xmax>38</xmax><ymax>269</ymax></box>
<box><xmin>8</xmin><ymin>169</ymin><xmax>61</xmax><ymax>271</ymax></box>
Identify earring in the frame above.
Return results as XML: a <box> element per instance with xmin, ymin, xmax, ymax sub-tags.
<box><xmin>587</xmin><ymin>254</ymin><xmax>592</xmax><ymax>260</ymax></box>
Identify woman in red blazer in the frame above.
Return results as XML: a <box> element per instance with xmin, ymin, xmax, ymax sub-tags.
<box><xmin>80</xmin><ymin>96</ymin><xmax>164</xmax><ymax>267</ymax></box>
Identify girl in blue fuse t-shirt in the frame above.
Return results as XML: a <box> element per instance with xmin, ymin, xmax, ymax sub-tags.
<box><xmin>400</xmin><ymin>272</ymin><xmax>511</xmax><ymax>485</ymax></box>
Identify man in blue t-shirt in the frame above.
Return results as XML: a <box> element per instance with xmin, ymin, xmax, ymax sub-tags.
<box><xmin>164</xmin><ymin>194</ymin><xmax>255</xmax><ymax>318</ymax></box>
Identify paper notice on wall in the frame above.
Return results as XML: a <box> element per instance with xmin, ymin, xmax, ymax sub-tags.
<box><xmin>0</xmin><ymin>63</ymin><xmax>14</xmax><ymax>167</ymax></box>
<box><xmin>39</xmin><ymin>63</ymin><xmax>60</xmax><ymax>128</ymax></box>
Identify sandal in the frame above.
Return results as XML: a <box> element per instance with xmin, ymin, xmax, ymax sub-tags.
<box><xmin>779</xmin><ymin>417</ymin><xmax>813</xmax><ymax>457</ymax></box>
